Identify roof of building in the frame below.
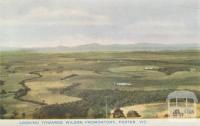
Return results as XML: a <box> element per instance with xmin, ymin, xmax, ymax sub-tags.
<box><xmin>166</xmin><ymin>91</ymin><xmax>198</xmax><ymax>102</ymax></box>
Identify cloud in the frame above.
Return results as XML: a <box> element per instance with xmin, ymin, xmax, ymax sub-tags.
<box><xmin>0</xmin><ymin>0</ymin><xmax>199</xmax><ymax>47</ymax></box>
<box><xmin>125</xmin><ymin>20</ymin><xmax>195</xmax><ymax>35</ymax></box>
<box><xmin>0</xmin><ymin>6</ymin><xmax>111</xmax><ymax>26</ymax></box>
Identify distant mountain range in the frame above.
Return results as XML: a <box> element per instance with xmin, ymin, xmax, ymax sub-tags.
<box><xmin>1</xmin><ymin>43</ymin><xmax>200</xmax><ymax>52</ymax></box>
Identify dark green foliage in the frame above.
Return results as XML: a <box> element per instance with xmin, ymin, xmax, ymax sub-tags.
<box><xmin>12</xmin><ymin>111</ymin><xmax>18</xmax><ymax>118</ymax></box>
<box><xmin>33</xmin><ymin>89</ymin><xmax>200</xmax><ymax>119</ymax></box>
<box><xmin>0</xmin><ymin>80</ymin><xmax>4</xmax><ymax>85</ymax></box>
<box><xmin>33</xmin><ymin>89</ymin><xmax>173</xmax><ymax>119</ymax></box>
<box><xmin>158</xmin><ymin>67</ymin><xmax>190</xmax><ymax>75</ymax></box>
<box><xmin>65</xmin><ymin>89</ymin><xmax>173</xmax><ymax>107</ymax></box>
<box><xmin>126</xmin><ymin>110</ymin><xmax>141</xmax><ymax>117</ymax></box>
<box><xmin>22</xmin><ymin>112</ymin><xmax>26</xmax><ymax>118</ymax></box>
<box><xmin>15</xmin><ymin>89</ymin><xmax>27</xmax><ymax>98</ymax></box>
<box><xmin>112</xmin><ymin>108</ymin><xmax>125</xmax><ymax>118</ymax></box>
<box><xmin>33</xmin><ymin>101</ymin><xmax>89</xmax><ymax>119</ymax></box>
<box><xmin>0</xmin><ymin>89</ymin><xmax>7</xmax><ymax>94</ymax></box>
<box><xmin>60</xmin><ymin>74</ymin><xmax>78</xmax><ymax>80</ymax></box>
<box><xmin>0</xmin><ymin>106</ymin><xmax>7</xmax><ymax>118</ymax></box>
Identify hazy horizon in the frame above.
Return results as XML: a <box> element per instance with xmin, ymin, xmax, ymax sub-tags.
<box><xmin>0</xmin><ymin>0</ymin><xmax>199</xmax><ymax>48</ymax></box>
<box><xmin>1</xmin><ymin>42</ymin><xmax>200</xmax><ymax>49</ymax></box>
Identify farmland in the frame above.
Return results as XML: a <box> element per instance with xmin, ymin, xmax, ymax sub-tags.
<box><xmin>0</xmin><ymin>50</ymin><xmax>200</xmax><ymax>118</ymax></box>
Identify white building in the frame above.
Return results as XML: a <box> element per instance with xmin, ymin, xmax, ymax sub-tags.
<box><xmin>114</xmin><ymin>82</ymin><xmax>132</xmax><ymax>86</ymax></box>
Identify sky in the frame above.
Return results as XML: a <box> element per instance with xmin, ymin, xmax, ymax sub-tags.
<box><xmin>0</xmin><ymin>0</ymin><xmax>199</xmax><ymax>47</ymax></box>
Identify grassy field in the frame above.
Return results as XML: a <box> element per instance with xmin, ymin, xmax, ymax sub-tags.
<box><xmin>0</xmin><ymin>50</ymin><xmax>200</xmax><ymax>118</ymax></box>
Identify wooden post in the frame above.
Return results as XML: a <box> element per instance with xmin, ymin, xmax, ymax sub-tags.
<box><xmin>176</xmin><ymin>97</ymin><xmax>178</xmax><ymax>118</ymax></box>
<box><xmin>168</xmin><ymin>99</ymin><xmax>170</xmax><ymax>118</ymax></box>
<box><xmin>186</xmin><ymin>98</ymin><xmax>188</xmax><ymax>117</ymax></box>
<box><xmin>194</xmin><ymin>100</ymin><xmax>196</xmax><ymax>118</ymax></box>
<box><xmin>106</xmin><ymin>96</ymin><xmax>108</xmax><ymax>118</ymax></box>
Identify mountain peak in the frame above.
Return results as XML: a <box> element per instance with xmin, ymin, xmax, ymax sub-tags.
<box><xmin>1</xmin><ymin>43</ymin><xmax>199</xmax><ymax>52</ymax></box>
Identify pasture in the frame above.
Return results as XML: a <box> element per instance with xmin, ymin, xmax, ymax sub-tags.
<box><xmin>0</xmin><ymin>50</ymin><xmax>200</xmax><ymax>118</ymax></box>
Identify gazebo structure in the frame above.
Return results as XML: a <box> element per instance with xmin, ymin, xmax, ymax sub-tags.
<box><xmin>166</xmin><ymin>91</ymin><xmax>198</xmax><ymax>118</ymax></box>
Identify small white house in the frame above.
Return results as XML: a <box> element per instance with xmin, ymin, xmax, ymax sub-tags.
<box><xmin>144</xmin><ymin>66</ymin><xmax>155</xmax><ymax>70</ymax></box>
<box><xmin>114</xmin><ymin>82</ymin><xmax>132</xmax><ymax>86</ymax></box>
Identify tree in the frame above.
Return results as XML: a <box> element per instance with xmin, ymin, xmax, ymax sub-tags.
<box><xmin>126</xmin><ymin>110</ymin><xmax>141</xmax><ymax>118</ymax></box>
<box><xmin>0</xmin><ymin>89</ymin><xmax>7</xmax><ymax>94</ymax></box>
<box><xmin>112</xmin><ymin>108</ymin><xmax>125</xmax><ymax>118</ymax></box>
<box><xmin>0</xmin><ymin>80</ymin><xmax>4</xmax><ymax>85</ymax></box>
<box><xmin>22</xmin><ymin>112</ymin><xmax>26</xmax><ymax>118</ymax></box>
<box><xmin>87</xmin><ymin>108</ymin><xmax>96</xmax><ymax>118</ymax></box>
<box><xmin>0</xmin><ymin>106</ymin><xmax>7</xmax><ymax>118</ymax></box>
<box><xmin>12</xmin><ymin>111</ymin><xmax>18</xmax><ymax>118</ymax></box>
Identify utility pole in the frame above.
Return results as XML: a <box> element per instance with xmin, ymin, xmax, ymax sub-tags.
<box><xmin>105</xmin><ymin>96</ymin><xmax>108</xmax><ymax>118</ymax></box>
